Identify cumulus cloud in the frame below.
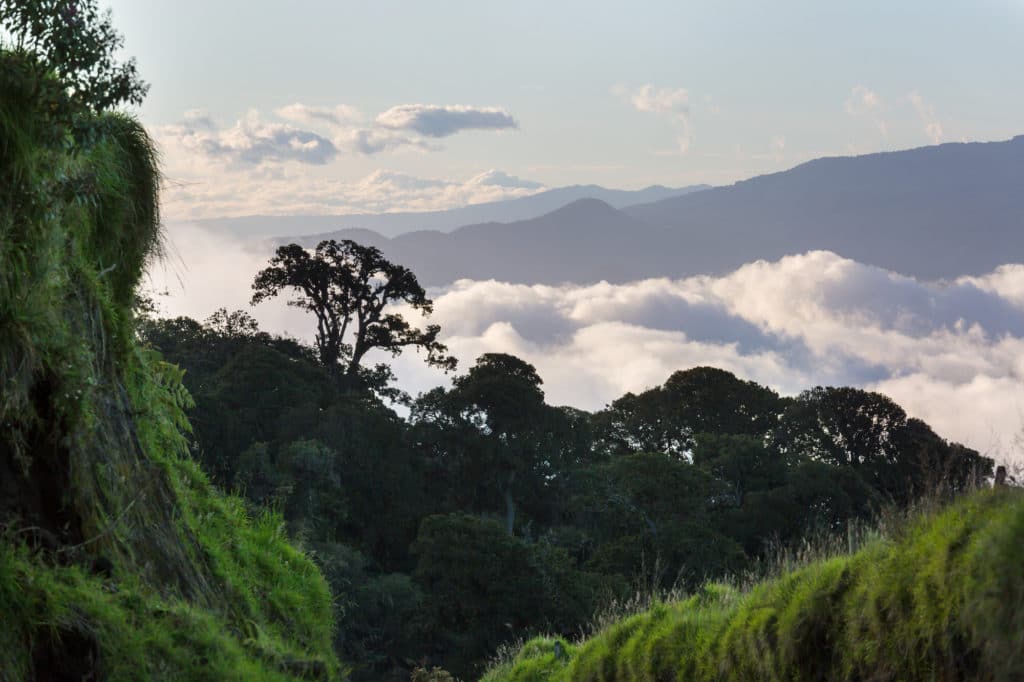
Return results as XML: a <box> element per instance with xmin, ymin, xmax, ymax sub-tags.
<box><xmin>275</xmin><ymin>103</ymin><xmax>363</xmax><ymax>127</ymax></box>
<box><xmin>182</xmin><ymin>108</ymin><xmax>216</xmax><ymax>129</ymax></box>
<box><xmin>159</xmin><ymin>101</ymin><xmax>522</xmax><ymax>164</ymax></box>
<box><xmin>375</xmin><ymin>104</ymin><xmax>518</xmax><ymax>138</ymax></box>
<box><xmin>154</xmin><ymin>101</ymin><xmax>529</xmax><ymax>218</ymax></box>
<box><xmin>620</xmin><ymin>84</ymin><xmax>692</xmax><ymax>153</ymax></box>
<box><xmin>335</xmin><ymin>128</ymin><xmax>432</xmax><ymax>155</ymax></box>
<box><xmin>960</xmin><ymin>265</ymin><xmax>1024</xmax><ymax>308</ymax></box>
<box><xmin>158</xmin><ymin>112</ymin><xmax>339</xmax><ymax>166</ymax></box>
<box><xmin>151</xmin><ymin>235</ymin><xmax>1024</xmax><ymax>463</ymax></box>
<box><xmin>845</xmin><ymin>85</ymin><xmax>881</xmax><ymax>115</ymax></box>
<box><xmin>465</xmin><ymin>169</ymin><xmax>544</xmax><ymax>190</ymax></box>
<box><xmin>908</xmin><ymin>90</ymin><xmax>943</xmax><ymax>144</ymax></box>
<box><xmin>845</xmin><ymin>85</ymin><xmax>888</xmax><ymax>135</ymax></box>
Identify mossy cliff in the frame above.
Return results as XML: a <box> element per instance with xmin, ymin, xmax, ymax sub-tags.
<box><xmin>0</xmin><ymin>53</ymin><xmax>339</xmax><ymax>680</ymax></box>
<box><xmin>484</xmin><ymin>488</ymin><xmax>1024</xmax><ymax>682</ymax></box>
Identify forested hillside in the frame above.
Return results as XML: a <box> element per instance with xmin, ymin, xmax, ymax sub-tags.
<box><xmin>142</xmin><ymin>309</ymin><xmax>993</xmax><ymax>680</ymax></box>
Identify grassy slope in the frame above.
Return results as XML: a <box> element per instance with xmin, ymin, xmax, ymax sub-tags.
<box><xmin>0</xmin><ymin>54</ymin><xmax>340</xmax><ymax>679</ymax></box>
<box><xmin>483</xmin><ymin>488</ymin><xmax>1024</xmax><ymax>682</ymax></box>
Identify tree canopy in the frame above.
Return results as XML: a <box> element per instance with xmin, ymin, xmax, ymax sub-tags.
<box><xmin>251</xmin><ymin>239</ymin><xmax>456</xmax><ymax>390</ymax></box>
<box><xmin>0</xmin><ymin>0</ymin><xmax>147</xmax><ymax>111</ymax></box>
<box><xmin>142</xmin><ymin>311</ymin><xmax>996</xmax><ymax>680</ymax></box>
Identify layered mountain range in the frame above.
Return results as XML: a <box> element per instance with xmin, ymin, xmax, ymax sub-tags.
<box><xmin>219</xmin><ymin>136</ymin><xmax>1024</xmax><ymax>286</ymax></box>
<box><xmin>199</xmin><ymin>184</ymin><xmax>709</xmax><ymax>239</ymax></box>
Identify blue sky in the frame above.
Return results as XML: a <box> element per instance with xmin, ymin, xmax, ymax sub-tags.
<box><xmin>108</xmin><ymin>0</ymin><xmax>1024</xmax><ymax>217</ymax></box>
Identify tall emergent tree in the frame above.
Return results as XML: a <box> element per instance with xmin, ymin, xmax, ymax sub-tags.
<box><xmin>251</xmin><ymin>239</ymin><xmax>456</xmax><ymax>386</ymax></box>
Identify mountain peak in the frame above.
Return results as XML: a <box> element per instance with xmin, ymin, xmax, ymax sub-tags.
<box><xmin>547</xmin><ymin>197</ymin><xmax>619</xmax><ymax>218</ymax></box>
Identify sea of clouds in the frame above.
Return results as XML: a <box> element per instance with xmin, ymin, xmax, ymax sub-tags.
<box><xmin>149</xmin><ymin>223</ymin><xmax>1024</xmax><ymax>464</ymax></box>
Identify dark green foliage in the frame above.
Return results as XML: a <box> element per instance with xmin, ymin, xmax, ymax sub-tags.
<box><xmin>567</xmin><ymin>452</ymin><xmax>745</xmax><ymax>587</ymax></box>
<box><xmin>311</xmin><ymin>542</ymin><xmax>423</xmax><ymax>682</ymax></box>
<box><xmin>0</xmin><ymin>0</ymin><xmax>148</xmax><ymax>111</ymax></box>
<box><xmin>485</xmin><ymin>489</ymin><xmax>1024</xmax><ymax>682</ymax></box>
<box><xmin>412</xmin><ymin>354</ymin><xmax>578</xmax><ymax>535</ymax></box>
<box><xmin>595</xmin><ymin>366</ymin><xmax>785</xmax><ymax>458</ymax></box>
<box><xmin>148</xmin><ymin>307</ymin><xmax>997</xmax><ymax>678</ymax></box>
<box><xmin>412</xmin><ymin>514</ymin><xmax>612</xmax><ymax>680</ymax></box>
<box><xmin>773</xmin><ymin>386</ymin><xmax>992</xmax><ymax>503</ymax></box>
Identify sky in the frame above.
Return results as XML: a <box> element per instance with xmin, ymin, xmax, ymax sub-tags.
<box><xmin>118</xmin><ymin>1</ymin><xmax>1024</xmax><ymax>462</ymax></box>
<box><xmin>107</xmin><ymin>0</ymin><xmax>1024</xmax><ymax>219</ymax></box>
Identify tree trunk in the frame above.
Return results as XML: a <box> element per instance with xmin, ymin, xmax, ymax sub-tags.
<box><xmin>504</xmin><ymin>470</ymin><xmax>516</xmax><ymax>536</ymax></box>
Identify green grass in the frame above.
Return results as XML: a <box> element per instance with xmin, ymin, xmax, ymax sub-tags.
<box><xmin>482</xmin><ymin>488</ymin><xmax>1024</xmax><ymax>682</ymax></box>
<box><xmin>0</xmin><ymin>518</ymin><xmax>335</xmax><ymax>681</ymax></box>
<box><xmin>0</xmin><ymin>51</ymin><xmax>341</xmax><ymax>679</ymax></box>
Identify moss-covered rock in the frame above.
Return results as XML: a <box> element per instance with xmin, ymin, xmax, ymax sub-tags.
<box><xmin>0</xmin><ymin>52</ymin><xmax>340</xmax><ymax>680</ymax></box>
<box><xmin>484</xmin><ymin>488</ymin><xmax>1024</xmax><ymax>682</ymax></box>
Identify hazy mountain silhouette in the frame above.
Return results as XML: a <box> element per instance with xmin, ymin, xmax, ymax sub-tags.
<box><xmin>292</xmin><ymin>136</ymin><xmax>1024</xmax><ymax>286</ymax></box>
<box><xmin>623</xmin><ymin>136</ymin><xmax>1024</xmax><ymax>280</ymax></box>
<box><xmin>198</xmin><ymin>184</ymin><xmax>708</xmax><ymax>239</ymax></box>
<box><xmin>291</xmin><ymin>199</ymin><xmax>651</xmax><ymax>284</ymax></box>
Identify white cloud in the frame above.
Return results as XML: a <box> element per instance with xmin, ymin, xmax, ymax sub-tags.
<box><xmin>375</xmin><ymin>104</ymin><xmax>518</xmax><ymax>137</ymax></box>
<box><xmin>630</xmin><ymin>85</ymin><xmax>689</xmax><ymax>115</ymax></box>
<box><xmin>465</xmin><ymin>169</ymin><xmax>544</xmax><ymax>190</ymax></box>
<box><xmin>845</xmin><ymin>85</ymin><xmax>888</xmax><ymax>135</ymax></box>
<box><xmin>960</xmin><ymin>265</ymin><xmax>1024</xmax><ymax>307</ymax></box>
<box><xmin>908</xmin><ymin>90</ymin><xmax>943</xmax><ymax>144</ymax></box>
<box><xmin>157</xmin><ymin>167</ymin><xmax>547</xmax><ymax>219</ymax></box>
<box><xmin>621</xmin><ymin>84</ymin><xmax>692</xmax><ymax>153</ymax></box>
<box><xmin>182</xmin><ymin>108</ymin><xmax>216</xmax><ymax>129</ymax></box>
<box><xmin>158</xmin><ymin>113</ymin><xmax>339</xmax><ymax>166</ymax></box>
<box><xmin>845</xmin><ymin>85</ymin><xmax>881</xmax><ymax>115</ymax></box>
<box><xmin>154</xmin><ymin>102</ymin><xmax>530</xmax><ymax>218</ymax></box>
<box><xmin>334</xmin><ymin>127</ymin><xmax>431</xmax><ymax>155</ymax></box>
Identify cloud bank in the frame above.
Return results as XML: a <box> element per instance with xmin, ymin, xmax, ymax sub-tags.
<box><xmin>154</xmin><ymin>102</ymin><xmax>528</xmax><ymax>219</ymax></box>
<box><xmin>159</xmin><ymin>101</ymin><xmax>519</xmax><ymax>165</ymax></box>
<box><xmin>149</xmin><ymin>232</ymin><xmax>1024</xmax><ymax>463</ymax></box>
<box><xmin>156</xmin><ymin>167</ymin><xmax>546</xmax><ymax>219</ymax></box>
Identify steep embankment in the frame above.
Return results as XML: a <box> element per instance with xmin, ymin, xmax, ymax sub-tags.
<box><xmin>0</xmin><ymin>54</ymin><xmax>338</xmax><ymax>679</ymax></box>
<box><xmin>484</xmin><ymin>488</ymin><xmax>1024</xmax><ymax>681</ymax></box>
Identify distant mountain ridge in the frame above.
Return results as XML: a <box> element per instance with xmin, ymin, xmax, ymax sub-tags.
<box><xmin>197</xmin><ymin>183</ymin><xmax>709</xmax><ymax>239</ymax></box>
<box><xmin>292</xmin><ymin>135</ymin><xmax>1024</xmax><ymax>285</ymax></box>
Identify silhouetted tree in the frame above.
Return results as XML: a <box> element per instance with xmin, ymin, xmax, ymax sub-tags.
<box><xmin>771</xmin><ymin>386</ymin><xmax>991</xmax><ymax>504</ymax></box>
<box><xmin>251</xmin><ymin>240</ymin><xmax>456</xmax><ymax>387</ymax></box>
<box><xmin>595</xmin><ymin>367</ymin><xmax>785</xmax><ymax>457</ymax></box>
